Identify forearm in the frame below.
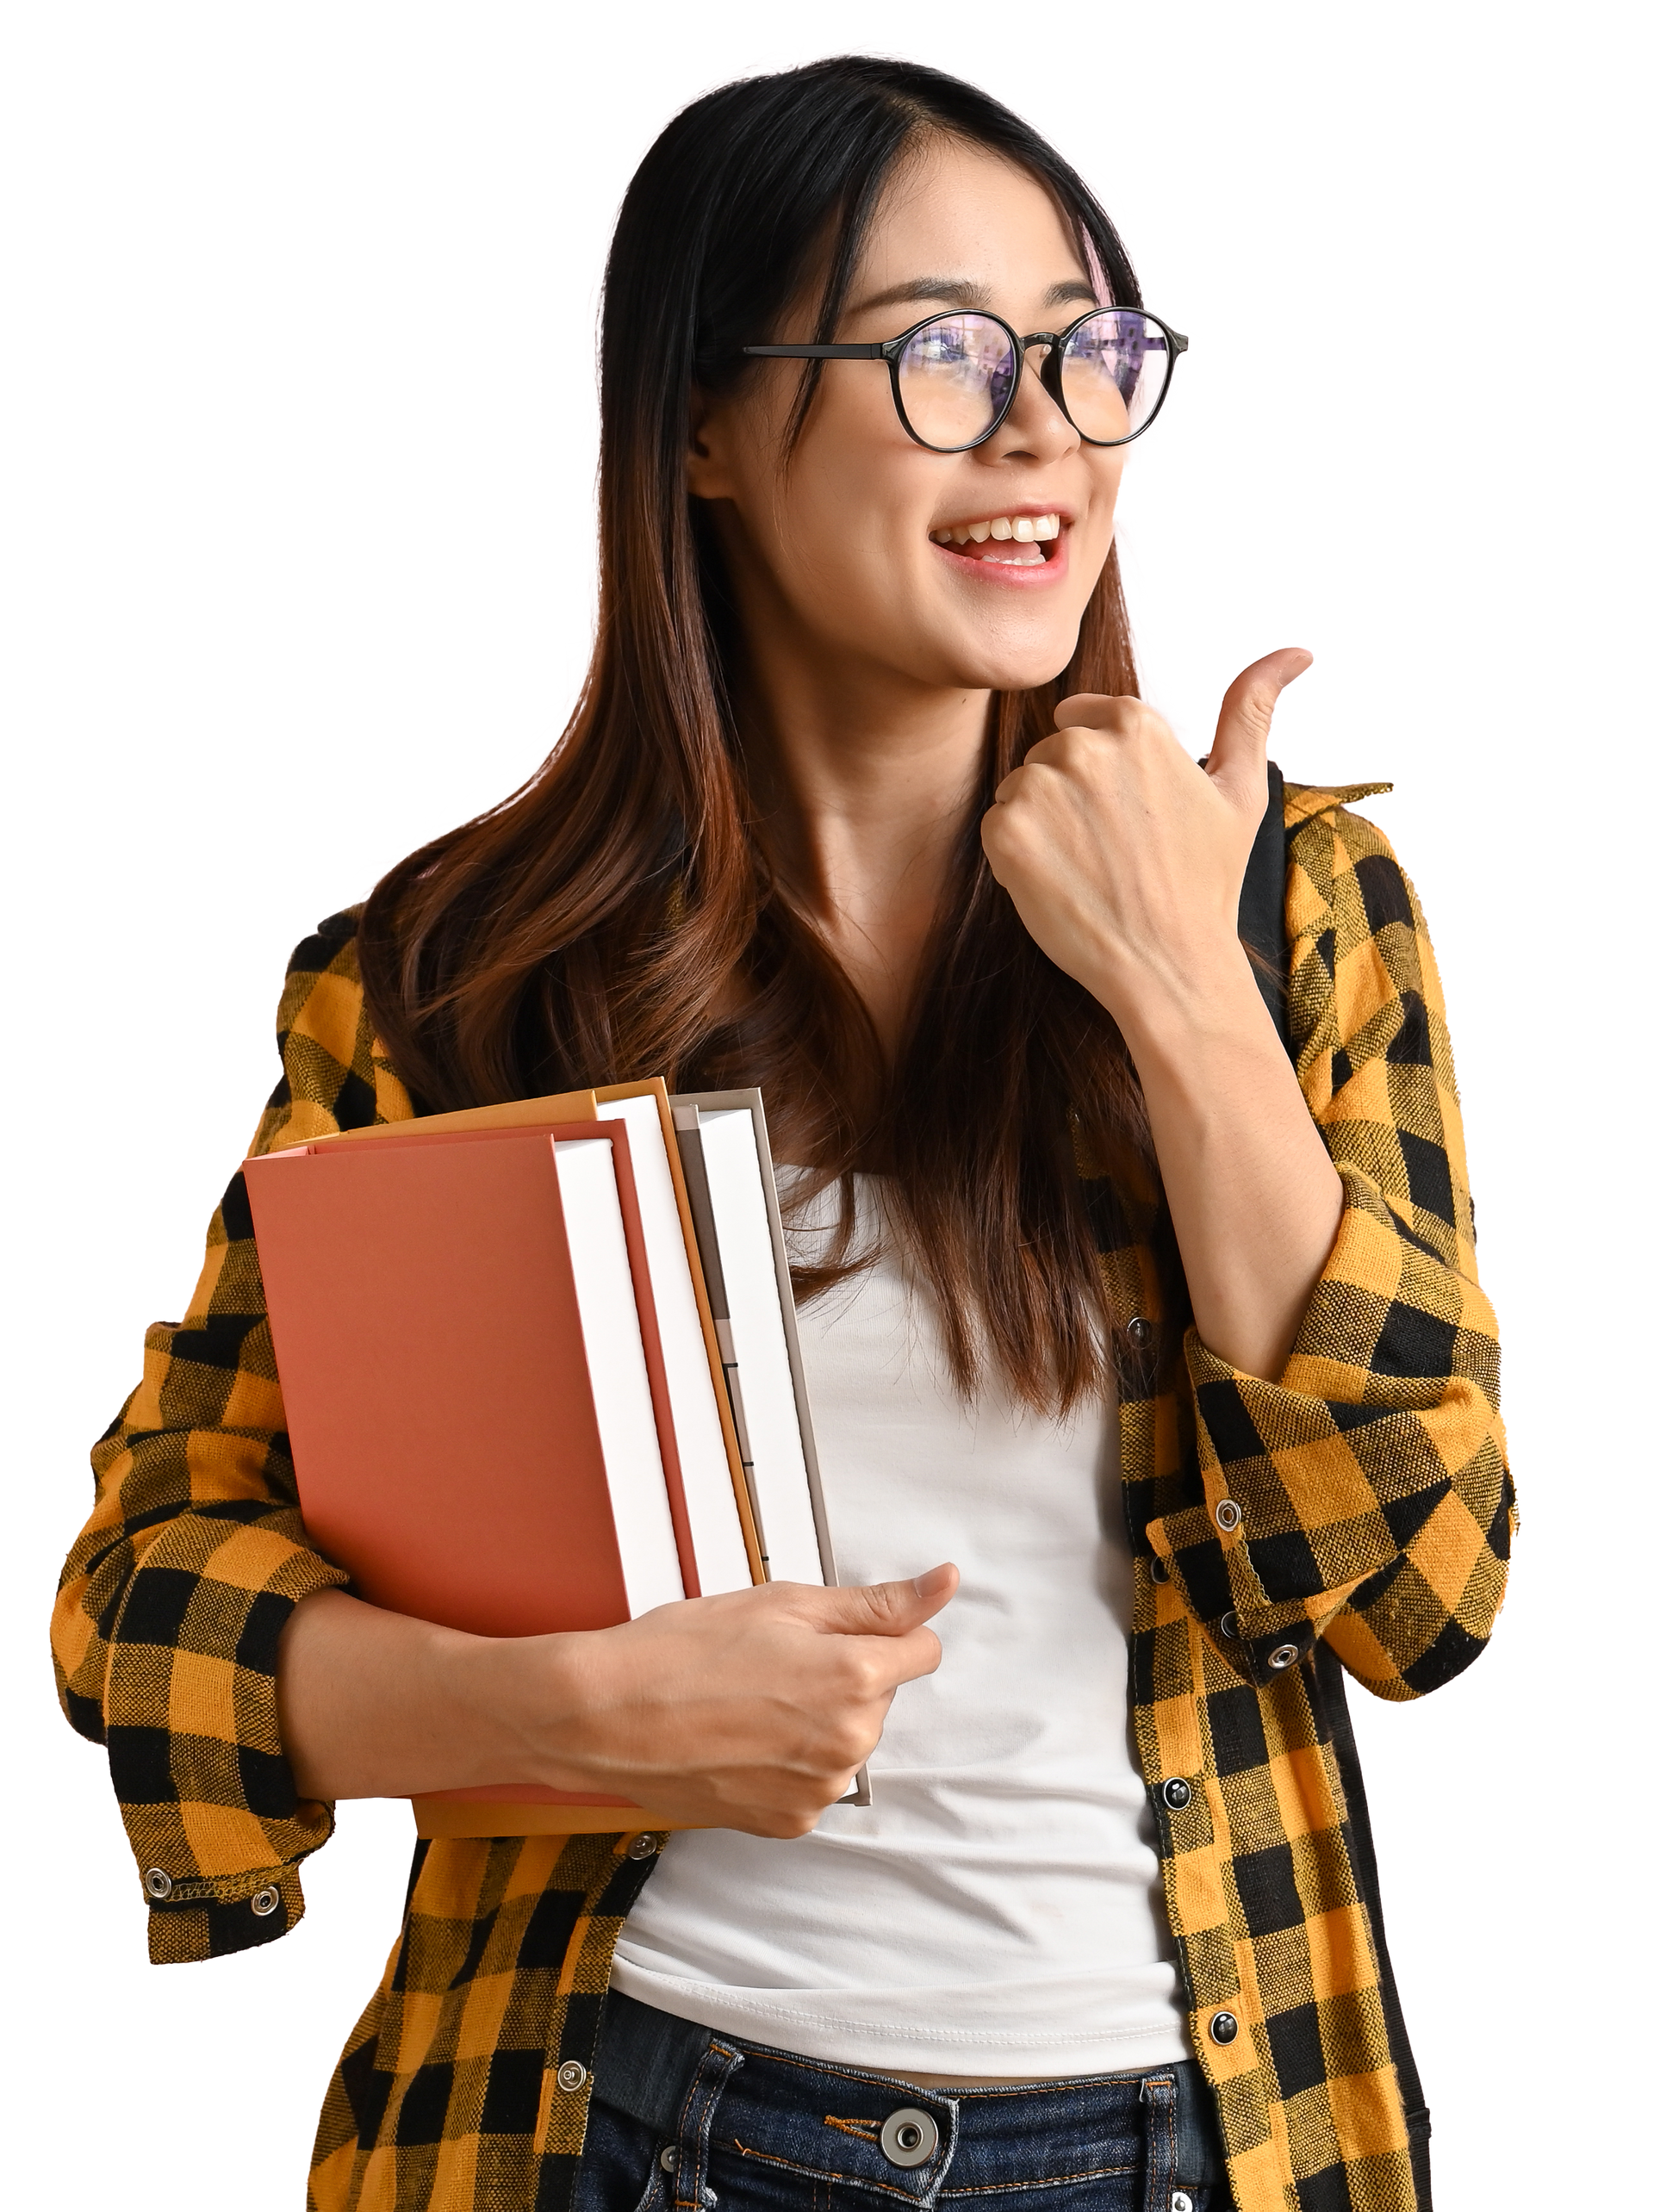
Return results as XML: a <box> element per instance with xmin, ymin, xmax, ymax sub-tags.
<box><xmin>277</xmin><ymin>1588</ymin><xmax>573</xmax><ymax>1801</ymax></box>
<box><xmin>1116</xmin><ymin>946</ymin><xmax>1343</xmax><ymax>1381</ymax></box>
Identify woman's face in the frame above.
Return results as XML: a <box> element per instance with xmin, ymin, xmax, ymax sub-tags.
<box><xmin>688</xmin><ymin>134</ymin><xmax>1130</xmax><ymax>703</ymax></box>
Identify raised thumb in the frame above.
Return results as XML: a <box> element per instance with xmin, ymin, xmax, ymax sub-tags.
<box><xmin>820</xmin><ymin>1565</ymin><xmax>958</xmax><ymax>1636</ymax></box>
<box><xmin>1206</xmin><ymin>648</ymin><xmax>1312</xmax><ymax>802</ymax></box>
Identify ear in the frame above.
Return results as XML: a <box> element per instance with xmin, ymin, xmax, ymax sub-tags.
<box><xmin>686</xmin><ymin>386</ymin><xmax>739</xmax><ymax>501</ymax></box>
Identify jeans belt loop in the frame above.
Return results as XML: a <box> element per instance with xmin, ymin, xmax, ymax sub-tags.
<box><xmin>1138</xmin><ymin>2071</ymin><xmax>1178</xmax><ymax>2212</ymax></box>
<box><xmin>671</xmin><ymin>2037</ymin><xmax>744</xmax><ymax>2212</ymax></box>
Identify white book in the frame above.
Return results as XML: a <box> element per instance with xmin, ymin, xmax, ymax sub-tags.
<box><xmin>670</xmin><ymin>1092</ymin><xmax>836</xmax><ymax>1590</ymax></box>
<box><xmin>591</xmin><ymin>1093</ymin><xmax>753</xmax><ymax>1594</ymax></box>
<box><xmin>671</xmin><ymin>1090</ymin><xmax>865</xmax><ymax>1808</ymax></box>
<box><xmin>551</xmin><ymin>1137</ymin><xmax>685</xmax><ymax>1616</ymax></box>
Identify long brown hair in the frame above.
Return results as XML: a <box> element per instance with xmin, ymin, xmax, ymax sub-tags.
<box><xmin>358</xmin><ymin>56</ymin><xmax>1155</xmax><ymax>1412</ymax></box>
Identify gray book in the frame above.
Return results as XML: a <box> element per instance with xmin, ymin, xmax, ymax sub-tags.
<box><xmin>672</xmin><ymin>1090</ymin><xmax>868</xmax><ymax>1808</ymax></box>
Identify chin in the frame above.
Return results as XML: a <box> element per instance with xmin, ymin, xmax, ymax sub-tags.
<box><xmin>947</xmin><ymin>638</ymin><xmax>1084</xmax><ymax>698</ymax></box>
<box><xmin>928</xmin><ymin>602</ymin><xmax>1089</xmax><ymax>698</ymax></box>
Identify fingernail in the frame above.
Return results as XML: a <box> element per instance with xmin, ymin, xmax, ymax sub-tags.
<box><xmin>912</xmin><ymin>1565</ymin><xmax>954</xmax><ymax>1599</ymax></box>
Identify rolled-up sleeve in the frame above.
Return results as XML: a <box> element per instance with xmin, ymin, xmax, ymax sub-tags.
<box><xmin>1146</xmin><ymin>798</ymin><xmax>1514</xmax><ymax>1698</ymax></box>
<box><xmin>52</xmin><ymin>913</ymin><xmax>412</xmax><ymax>1960</ymax></box>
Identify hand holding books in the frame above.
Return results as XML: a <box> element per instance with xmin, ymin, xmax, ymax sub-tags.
<box><xmin>247</xmin><ymin>1078</ymin><xmax>955</xmax><ymax>1834</ymax></box>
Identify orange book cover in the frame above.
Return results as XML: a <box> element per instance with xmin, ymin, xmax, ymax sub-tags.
<box><xmin>244</xmin><ymin>1119</ymin><xmax>698</xmax><ymax>1835</ymax></box>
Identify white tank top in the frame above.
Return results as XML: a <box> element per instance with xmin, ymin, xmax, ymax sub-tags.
<box><xmin>610</xmin><ymin>1176</ymin><xmax>1192</xmax><ymax>2078</ymax></box>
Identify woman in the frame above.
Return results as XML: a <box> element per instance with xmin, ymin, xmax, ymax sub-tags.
<box><xmin>53</xmin><ymin>55</ymin><xmax>1510</xmax><ymax>2212</ymax></box>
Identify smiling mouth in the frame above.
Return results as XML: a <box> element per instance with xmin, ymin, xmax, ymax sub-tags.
<box><xmin>929</xmin><ymin>512</ymin><xmax>1063</xmax><ymax>567</ymax></box>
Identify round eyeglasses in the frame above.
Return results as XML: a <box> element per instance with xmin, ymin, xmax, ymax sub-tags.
<box><xmin>743</xmin><ymin>308</ymin><xmax>1187</xmax><ymax>455</ymax></box>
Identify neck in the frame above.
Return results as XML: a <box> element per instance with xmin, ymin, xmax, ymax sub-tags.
<box><xmin>737</xmin><ymin>648</ymin><xmax>992</xmax><ymax>1062</ymax></box>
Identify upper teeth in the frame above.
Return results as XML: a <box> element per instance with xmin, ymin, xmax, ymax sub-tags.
<box><xmin>930</xmin><ymin>513</ymin><xmax>1061</xmax><ymax>546</ymax></box>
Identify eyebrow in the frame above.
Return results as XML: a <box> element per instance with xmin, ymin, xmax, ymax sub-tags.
<box><xmin>849</xmin><ymin>275</ymin><xmax>1100</xmax><ymax>316</ymax></box>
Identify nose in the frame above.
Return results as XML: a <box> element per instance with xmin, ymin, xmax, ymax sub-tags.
<box><xmin>990</xmin><ymin>341</ymin><xmax>1077</xmax><ymax>463</ymax></box>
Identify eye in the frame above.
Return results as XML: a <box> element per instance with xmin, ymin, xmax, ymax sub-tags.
<box><xmin>911</xmin><ymin>329</ymin><xmax>970</xmax><ymax>367</ymax></box>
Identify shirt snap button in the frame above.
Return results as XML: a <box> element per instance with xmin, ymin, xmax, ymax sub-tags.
<box><xmin>1268</xmin><ymin>1643</ymin><xmax>1301</xmax><ymax>1671</ymax></box>
<box><xmin>1149</xmin><ymin>1556</ymin><xmax>1170</xmax><ymax>1583</ymax></box>
<box><xmin>1160</xmin><ymin>1777</ymin><xmax>1193</xmax><ymax>1811</ymax></box>
<box><xmin>143</xmin><ymin>1867</ymin><xmax>173</xmax><ymax>1900</ymax></box>
<box><xmin>879</xmin><ymin>2108</ymin><xmax>939</xmax><ymax>2167</ymax></box>
<box><xmin>626</xmin><ymin>1832</ymin><xmax>663</xmax><ymax>1860</ymax></box>
<box><xmin>250</xmin><ymin>1886</ymin><xmax>280</xmax><ymax>1917</ymax></box>
<box><xmin>1209</xmin><ymin>2010</ymin><xmax>1240</xmax><ymax>2046</ymax></box>
<box><xmin>1125</xmin><ymin>1316</ymin><xmax>1154</xmax><ymax>1349</ymax></box>
<box><xmin>1214</xmin><ymin>1499</ymin><xmax>1242</xmax><ymax>1533</ymax></box>
<box><xmin>556</xmin><ymin>2060</ymin><xmax>588</xmax><ymax>2092</ymax></box>
<box><xmin>1220</xmin><ymin>1612</ymin><xmax>1239</xmax><ymax>1640</ymax></box>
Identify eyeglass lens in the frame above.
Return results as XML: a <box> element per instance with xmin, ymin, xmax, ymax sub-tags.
<box><xmin>895</xmin><ymin>310</ymin><xmax>1172</xmax><ymax>450</ymax></box>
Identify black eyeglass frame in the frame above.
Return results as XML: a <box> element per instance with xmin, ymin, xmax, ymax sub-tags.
<box><xmin>743</xmin><ymin>308</ymin><xmax>1189</xmax><ymax>454</ymax></box>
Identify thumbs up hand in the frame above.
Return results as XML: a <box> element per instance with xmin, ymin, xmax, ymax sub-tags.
<box><xmin>979</xmin><ymin>649</ymin><xmax>1311</xmax><ymax>1041</ymax></box>
<box><xmin>980</xmin><ymin>645</ymin><xmax>1344</xmax><ymax>1380</ymax></box>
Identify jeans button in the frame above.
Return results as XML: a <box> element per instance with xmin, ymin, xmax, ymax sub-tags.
<box><xmin>879</xmin><ymin>2108</ymin><xmax>939</xmax><ymax>2166</ymax></box>
<box><xmin>659</xmin><ymin>2146</ymin><xmax>680</xmax><ymax>2173</ymax></box>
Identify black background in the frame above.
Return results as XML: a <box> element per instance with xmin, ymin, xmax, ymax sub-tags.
<box><xmin>38</xmin><ymin>22</ymin><xmax>1557</xmax><ymax>2212</ymax></box>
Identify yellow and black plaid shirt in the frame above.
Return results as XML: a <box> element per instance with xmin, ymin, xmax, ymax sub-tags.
<box><xmin>53</xmin><ymin>786</ymin><xmax>1511</xmax><ymax>2212</ymax></box>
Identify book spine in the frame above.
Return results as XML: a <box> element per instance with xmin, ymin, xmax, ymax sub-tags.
<box><xmin>672</xmin><ymin>1107</ymin><xmax>770</xmax><ymax>1578</ymax></box>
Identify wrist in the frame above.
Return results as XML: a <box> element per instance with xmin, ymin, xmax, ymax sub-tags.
<box><xmin>1102</xmin><ymin>937</ymin><xmax>1270</xmax><ymax>1064</ymax></box>
<box><xmin>457</xmin><ymin>1625</ymin><xmax>624</xmax><ymax>1796</ymax></box>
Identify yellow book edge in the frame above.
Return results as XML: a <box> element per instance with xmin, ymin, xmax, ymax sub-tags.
<box><xmin>412</xmin><ymin>1798</ymin><xmax>706</xmax><ymax>1839</ymax></box>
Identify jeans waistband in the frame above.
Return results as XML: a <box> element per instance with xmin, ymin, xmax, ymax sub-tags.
<box><xmin>591</xmin><ymin>1989</ymin><xmax>1228</xmax><ymax>2190</ymax></box>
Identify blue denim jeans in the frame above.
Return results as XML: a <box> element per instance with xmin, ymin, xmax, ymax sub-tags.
<box><xmin>575</xmin><ymin>1992</ymin><xmax>1234</xmax><ymax>2212</ymax></box>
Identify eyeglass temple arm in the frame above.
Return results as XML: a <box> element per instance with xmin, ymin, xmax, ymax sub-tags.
<box><xmin>742</xmin><ymin>344</ymin><xmax>888</xmax><ymax>360</ymax></box>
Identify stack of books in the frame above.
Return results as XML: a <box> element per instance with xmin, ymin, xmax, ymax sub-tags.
<box><xmin>244</xmin><ymin>1081</ymin><xmax>848</xmax><ymax>1836</ymax></box>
